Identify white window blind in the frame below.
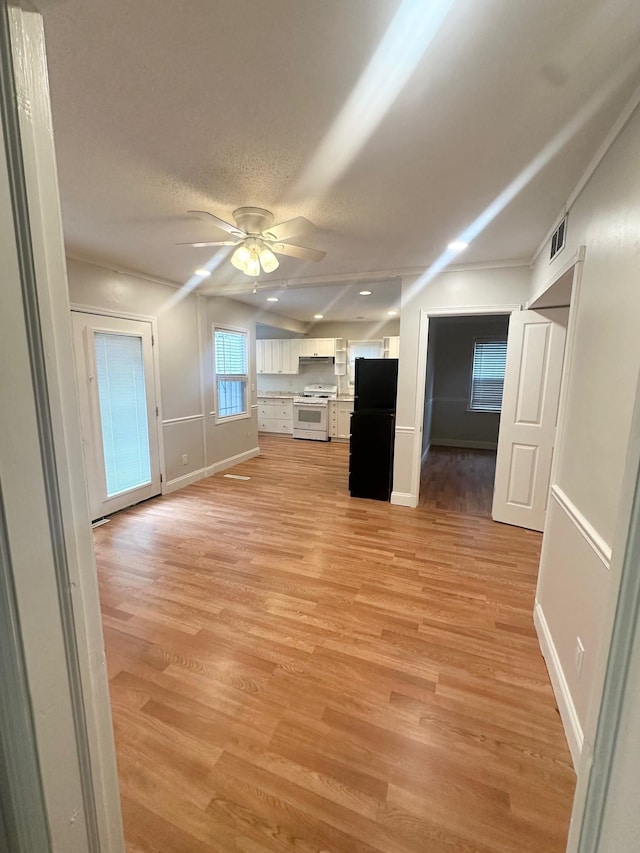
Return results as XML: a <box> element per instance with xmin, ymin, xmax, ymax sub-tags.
<box><xmin>94</xmin><ymin>332</ymin><xmax>151</xmax><ymax>496</ymax></box>
<box><xmin>469</xmin><ymin>338</ymin><xmax>508</xmax><ymax>412</ymax></box>
<box><xmin>214</xmin><ymin>328</ymin><xmax>248</xmax><ymax>419</ymax></box>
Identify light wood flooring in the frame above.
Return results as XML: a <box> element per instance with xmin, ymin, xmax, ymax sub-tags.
<box><xmin>95</xmin><ymin>435</ymin><xmax>575</xmax><ymax>853</ymax></box>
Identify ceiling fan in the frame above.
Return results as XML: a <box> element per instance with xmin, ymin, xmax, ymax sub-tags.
<box><xmin>178</xmin><ymin>207</ymin><xmax>326</xmax><ymax>276</ymax></box>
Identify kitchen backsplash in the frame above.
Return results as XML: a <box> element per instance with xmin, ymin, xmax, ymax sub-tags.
<box><xmin>257</xmin><ymin>366</ymin><xmax>351</xmax><ymax>395</ymax></box>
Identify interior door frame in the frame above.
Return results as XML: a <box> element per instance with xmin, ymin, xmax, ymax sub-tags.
<box><xmin>71</xmin><ymin>303</ymin><xmax>166</xmax><ymax>501</ymax></box>
<box><xmin>410</xmin><ymin>302</ymin><xmax>521</xmax><ymax>506</ymax></box>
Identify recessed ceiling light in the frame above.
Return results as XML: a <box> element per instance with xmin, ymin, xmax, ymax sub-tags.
<box><xmin>266</xmin><ymin>297</ymin><xmax>279</xmax><ymax>302</ymax></box>
<box><xmin>387</xmin><ymin>310</ymin><xmax>398</xmax><ymax>316</ymax></box>
<box><xmin>192</xmin><ymin>243</ymin><xmax>209</xmax><ymax>248</ymax></box>
<box><xmin>359</xmin><ymin>290</ymin><xmax>372</xmax><ymax>296</ymax></box>
<box><xmin>195</xmin><ymin>268</ymin><xmax>211</xmax><ymax>277</ymax></box>
<box><xmin>448</xmin><ymin>239</ymin><xmax>469</xmax><ymax>252</ymax></box>
<box><xmin>314</xmin><ymin>314</ymin><xmax>324</xmax><ymax>319</ymax></box>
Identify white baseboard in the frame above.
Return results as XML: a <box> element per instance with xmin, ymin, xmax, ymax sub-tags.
<box><xmin>431</xmin><ymin>438</ymin><xmax>497</xmax><ymax>450</ymax></box>
<box><xmin>163</xmin><ymin>467</ymin><xmax>207</xmax><ymax>495</ymax></box>
<box><xmin>206</xmin><ymin>446</ymin><xmax>260</xmax><ymax>477</ymax></box>
<box><xmin>534</xmin><ymin>601</ymin><xmax>583</xmax><ymax>768</ymax></box>
<box><xmin>421</xmin><ymin>441</ymin><xmax>431</xmax><ymax>466</ymax></box>
<box><xmin>390</xmin><ymin>491</ymin><xmax>418</xmax><ymax>508</ymax></box>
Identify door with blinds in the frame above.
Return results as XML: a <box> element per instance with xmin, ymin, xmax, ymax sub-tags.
<box><xmin>72</xmin><ymin>312</ymin><xmax>162</xmax><ymax>520</ymax></box>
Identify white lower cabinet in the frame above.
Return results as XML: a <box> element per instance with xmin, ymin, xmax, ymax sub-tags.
<box><xmin>257</xmin><ymin>397</ymin><xmax>293</xmax><ymax>434</ymax></box>
<box><xmin>329</xmin><ymin>400</ymin><xmax>354</xmax><ymax>440</ymax></box>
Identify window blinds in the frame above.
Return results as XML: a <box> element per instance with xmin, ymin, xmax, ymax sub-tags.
<box><xmin>215</xmin><ymin>329</ymin><xmax>247</xmax><ymax>375</ymax></box>
<box><xmin>214</xmin><ymin>328</ymin><xmax>248</xmax><ymax>418</ymax></box>
<box><xmin>469</xmin><ymin>339</ymin><xmax>508</xmax><ymax>412</ymax></box>
<box><xmin>94</xmin><ymin>332</ymin><xmax>151</xmax><ymax>496</ymax></box>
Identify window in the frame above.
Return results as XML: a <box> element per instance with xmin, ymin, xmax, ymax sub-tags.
<box><xmin>469</xmin><ymin>338</ymin><xmax>508</xmax><ymax>412</ymax></box>
<box><xmin>214</xmin><ymin>326</ymin><xmax>249</xmax><ymax>421</ymax></box>
<box><xmin>348</xmin><ymin>340</ymin><xmax>383</xmax><ymax>383</ymax></box>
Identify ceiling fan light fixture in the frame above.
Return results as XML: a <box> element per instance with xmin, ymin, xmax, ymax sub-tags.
<box><xmin>259</xmin><ymin>245</ymin><xmax>279</xmax><ymax>273</ymax></box>
<box><xmin>231</xmin><ymin>243</ymin><xmax>251</xmax><ymax>270</ymax></box>
<box><xmin>244</xmin><ymin>250</ymin><xmax>261</xmax><ymax>278</ymax></box>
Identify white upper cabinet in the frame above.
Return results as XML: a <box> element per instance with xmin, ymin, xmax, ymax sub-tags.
<box><xmin>383</xmin><ymin>336</ymin><xmax>400</xmax><ymax>358</ymax></box>
<box><xmin>298</xmin><ymin>338</ymin><xmax>336</xmax><ymax>357</ymax></box>
<box><xmin>256</xmin><ymin>339</ymin><xmax>300</xmax><ymax>374</ymax></box>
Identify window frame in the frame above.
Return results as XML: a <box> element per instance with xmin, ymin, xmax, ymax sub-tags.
<box><xmin>468</xmin><ymin>336</ymin><xmax>508</xmax><ymax>414</ymax></box>
<box><xmin>213</xmin><ymin>324</ymin><xmax>250</xmax><ymax>424</ymax></box>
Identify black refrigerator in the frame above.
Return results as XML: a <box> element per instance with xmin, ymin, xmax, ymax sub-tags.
<box><xmin>349</xmin><ymin>359</ymin><xmax>398</xmax><ymax>501</ymax></box>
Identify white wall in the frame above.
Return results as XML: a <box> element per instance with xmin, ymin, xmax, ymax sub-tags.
<box><xmin>533</xmin><ymin>103</ymin><xmax>640</xmax><ymax>765</ymax></box>
<box><xmin>430</xmin><ymin>315</ymin><xmax>509</xmax><ymax>449</ymax></box>
<box><xmin>306</xmin><ymin>319</ymin><xmax>401</xmax><ymax>339</ymax></box>
<box><xmin>392</xmin><ymin>265</ymin><xmax>530</xmax><ymax>504</ymax></box>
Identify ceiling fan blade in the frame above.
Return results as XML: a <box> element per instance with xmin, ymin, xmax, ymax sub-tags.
<box><xmin>271</xmin><ymin>243</ymin><xmax>326</xmax><ymax>262</ymax></box>
<box><xmin>175</xmin><ymin>240</ymin><xmax>238</xmax><ymax>247</ymax></box>
<box><xmin>187</xmin><ymin>209</ymin><xmax>245</xmax><ymax>238</ymax></box>
<box><xmin>263</xmin><ymin>216</ymin><xmax>316</xmax><ymax>242</ymax></box>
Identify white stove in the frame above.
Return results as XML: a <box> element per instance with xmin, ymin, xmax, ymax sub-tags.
<box><xmin>293</xmin><ymin>385</ymin><xmax>337</xmax><ymax>440</ymax></box>
<box><xmin>293</xmin><ymin>384</ymin><xmax>338</xmax><ymax>404</ymax></box>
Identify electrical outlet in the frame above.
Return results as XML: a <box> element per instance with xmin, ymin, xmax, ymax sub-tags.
<box><xmin>575</xmin><ymin>638</ymin><xmax>585</xmax><ymax>676</ymax></box>
<box><xmin>182</xmin><ymin>453</ymin><xmax>189</xmax><ymax>466</ymax></box>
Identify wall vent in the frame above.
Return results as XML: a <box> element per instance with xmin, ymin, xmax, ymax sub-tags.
<box><xmin>550</xmin><ymin>216</ymin><xmax>567</xmax><ymax>261</ymax></box>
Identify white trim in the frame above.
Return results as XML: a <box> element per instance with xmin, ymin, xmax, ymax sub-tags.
<box><xmin>70</xmin><ymin>303</ymin><xmax>157</xmax><ymax>323</ymax></box>
<box><xmin>531</xmin><ymin>86</ymin><xmax>640</xmax><ymax>265</ymax></box>
<box><xmin>390</xmin><ymin>491</ymin><xmax>418</xmax><ymax>508</ymax></box>
<box><xmin>162</xmin><ymin>414</ymin><xmax>205</xmax><ymax>426</ymax></box>
<box><xmin>431</xmin><ymin>439</ymin><xmax>497</xmax><ymax>450</ymax></box>
<box><xmin>550</xmin><ymin>485</ymin><xmax>612</xmax><ymax>568</ymax></box>
<box><xmin>162</xmin><ymin>467</ymin><xmax>208</xmax><ymax>495</ymax></box>
<box><xmin>526</xmin><ymin>247</ymin><xmax>586</xmax><ymax>309</ymax></box>
<box><xmin>421</xmin><ymin>304</ymin><xmax>521</xmax><ymax>318</ymax></box>
<box><xmin>206</xmin><ymin>446</ymin><xmax>260</xmax><ymax>477</ymax></box>
<box><xmin>250</xmin><ymin>403</ymin><xmax>258</xmax><ymax>409</ymax></box>
<box><xmin>410</xmin><ymin>303</ymin><xmax>521</xmax><ymax>506</ymax></box>
<box><xmin>395</xmin><ymin>424</ymin><xmax>415</xmax><ymax>434</ymax></box>
<box><xmin>534</xmin><ymin>602</ymin><xmax>584</xmax><ymax>768</ymax></box>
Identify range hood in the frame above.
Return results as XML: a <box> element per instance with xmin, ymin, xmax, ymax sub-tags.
<box><xmin>298</xmin><ymin>355</ymin><xmax>335</xmax><ymax>365</ymax></box>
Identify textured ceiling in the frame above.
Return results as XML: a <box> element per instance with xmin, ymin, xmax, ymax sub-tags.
<box><xmin>39</xmin><ymin>0</ymin><xmax>640</xmax><ymax>320</ymax></box>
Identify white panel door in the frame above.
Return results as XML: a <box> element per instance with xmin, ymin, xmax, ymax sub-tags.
<box><xmin>492</xmin><ymin>308</ymin><xmax>568</xmax><ymax>531</ymax></box>
<box><xmin>72</xmin><ymin>313</ymin><xmax>161</xmax><ymax>520</ymax></box>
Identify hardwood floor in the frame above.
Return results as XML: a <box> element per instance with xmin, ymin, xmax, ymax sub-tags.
<box><xmin>420</xmin><ymin>446</ymin><xmax>497</xmax><ymax>517</ymax></box>
<box><xmin>95</xmin><ymin>435</ymin><xmax>575</xmax><ymax>853</ymax></box>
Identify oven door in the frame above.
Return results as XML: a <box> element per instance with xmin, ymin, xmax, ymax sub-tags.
<box><xmin>293</xmin><ymin>402</ymin><xmax>327</xmax><ymax>434</ymax></box>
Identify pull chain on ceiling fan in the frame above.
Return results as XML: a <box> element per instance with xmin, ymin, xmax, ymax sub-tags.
<box><xmin>178</xmin><ymin>207</ymin><xmax>326</xmax><ymax>276</ymax></box>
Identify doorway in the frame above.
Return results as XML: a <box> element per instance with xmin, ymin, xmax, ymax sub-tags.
<box><xmin>419</xmin><ymin>313</ymin><xmax>509</xmax><ymax>518</ymax></box>
<box><xmin>414</xmin><ymin>288</ymin><xmax>575</xmax><ymax>533</ymax></box>
<box><xmin>72</xmin><ymin>311</ymin><xmax>162</xmax><ymax>520</ymax></box>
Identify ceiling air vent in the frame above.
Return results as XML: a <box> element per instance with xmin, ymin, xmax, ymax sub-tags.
<box><xmin>550</xmin><ymin>216</ymin><xmax>567</xmax><ymax>261</ymax></box>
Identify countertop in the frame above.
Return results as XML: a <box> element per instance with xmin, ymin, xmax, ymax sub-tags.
<box><xmin>257</xmin><ymin>392</ymin><xmax>354</xmax><ymax>402</ymax></box>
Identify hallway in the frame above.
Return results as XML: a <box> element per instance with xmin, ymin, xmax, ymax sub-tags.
<box><xmin>95</xmin><ymin>435</ymin><xmax>574</xmax><ymax>853</ymax></box>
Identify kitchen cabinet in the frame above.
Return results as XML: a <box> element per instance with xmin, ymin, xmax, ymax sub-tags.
<box><xmin>298</xmin><ymin>338</ymin><xmax>336</xmax><ymax>358</ymax></box>
<box><xmin>329</xmin><ymin>399</ymin><xmax>354</xmax><ymax>440</ymax></box>
<box><xmin>334</xmin><ymin>338</ymin><xmax>347</xmax><ymax>376</ymax></box>
<box><xmin>256</xmin><ymin>339</ymin><xmax>300</xmax><ymax>374</ymax></box>
<box><xmin>383</xmin><ymin>336</ymin><xmax>400</xmax><ymax>359</ymax></box>
<box><xmin>257</xmin><ymin>397</ymin><xmax>294</xmax><ymax>433</ymax></box>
